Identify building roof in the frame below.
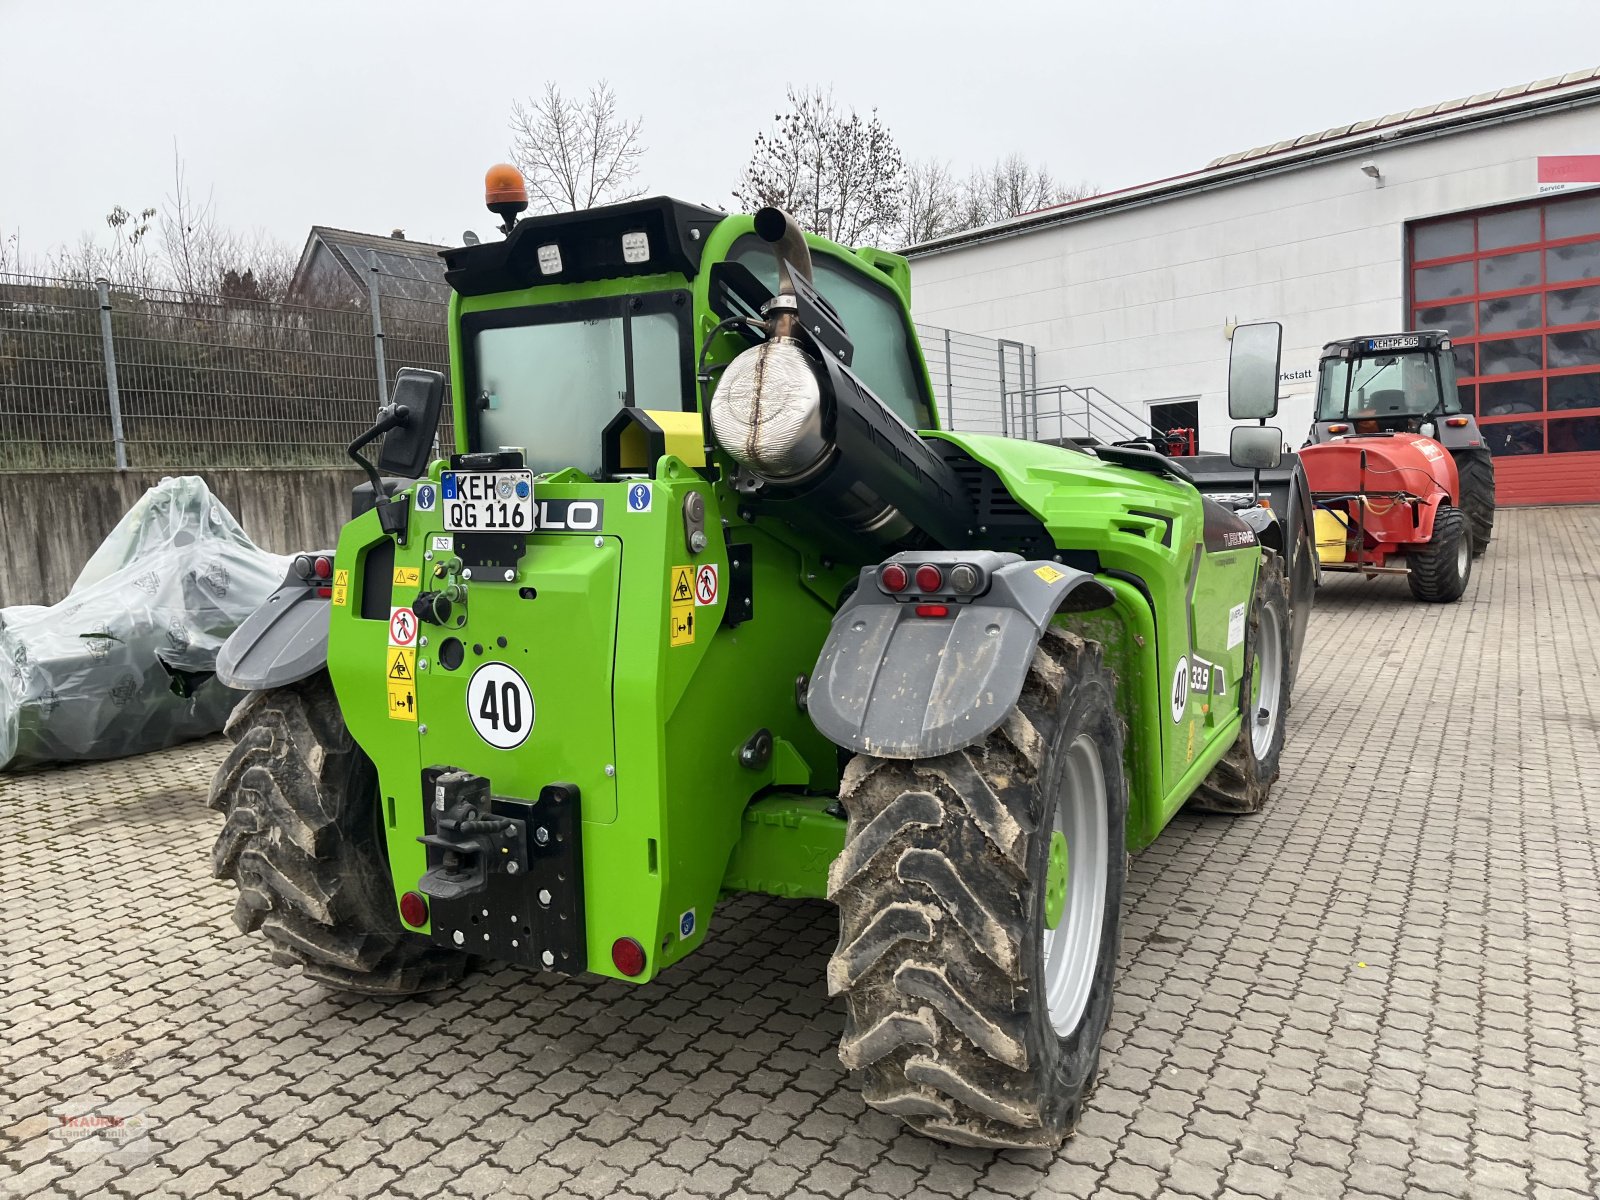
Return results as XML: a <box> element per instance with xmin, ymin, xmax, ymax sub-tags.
<box><xmin>904</xmin><ymin>66</ymin><xmax>1600</xmax><ymax>258</ymax></box>
<box><xmin>289</xmin><ymin>226</ymin><xmax>452</xmax><ymax>305</ymax></box>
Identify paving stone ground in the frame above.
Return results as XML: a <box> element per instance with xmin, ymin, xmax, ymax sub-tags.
<box><xmin>3</xmin><ymin>506</ymin><xmax>1599</xmax><ymax>1200</ymax></box>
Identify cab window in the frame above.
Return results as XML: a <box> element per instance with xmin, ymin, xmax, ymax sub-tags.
<box><xmin>730</xmin><ymin>238</ymin><xmax>934</xmax><ymax>429</ymax></box>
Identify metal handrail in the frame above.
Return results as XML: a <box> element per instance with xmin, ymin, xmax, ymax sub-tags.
<box><xmin>1021</xmin><ymin>384</ymin><xmax>1148</xmax><ymax>445</ymax></box>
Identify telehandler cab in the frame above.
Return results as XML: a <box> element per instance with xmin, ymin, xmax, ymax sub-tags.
<box><xmin>209</xmin><ymin>168</ymin><xmax>1305</xmax><ymax>1148</ymax></box>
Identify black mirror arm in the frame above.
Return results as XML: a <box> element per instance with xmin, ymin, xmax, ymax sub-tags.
<box><xmin>348</xmin><ymin>403</ymin><xmax>413</xmax><ymax>542</ymax></box>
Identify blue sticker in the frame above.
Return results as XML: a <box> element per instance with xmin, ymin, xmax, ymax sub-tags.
<box><xmin>627</xmin><ymin>483</ymin><xmax>652</xmax><ymax>513</ymax></box>
<box><xmin>679</xmin><ymin>908</ymin><xmax>696</xmax><ymax>939</ymax></box>
<box><xmin>442</xmin><ymin>473</ymin><xmax>458</xmax><ymax>500</ymax></box>
<box><xmin>515</xmin><ymin>480</ymin><xmax>530</xmax><ymax>499</ymax></box>
<box><xmin>415</xmin><ymin>483</ymin><xmax>437</xmax><ymax>512</ymax></box>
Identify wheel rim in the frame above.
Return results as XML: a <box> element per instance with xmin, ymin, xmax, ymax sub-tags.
<box><xmin>1455</xmin><ymin>530</ymin><xmax>1470</xmax><ymax>580</ymax></box>
<box><xmin>1041</xmin><ymin>734</ymin><xmax>1108</xmax><ymax>1038</ymax></box>
<box><xmin>1251</xmin><ymin>601</ymin><xmax>1284</xmax><ymax>760</ymax></box>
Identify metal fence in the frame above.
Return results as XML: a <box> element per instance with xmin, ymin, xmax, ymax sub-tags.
<box><xmin>0</xmin><ymin>269</ymin><xmax>1034</xmax><ymax>470</ymax></box>
<box><xmin>1029</xmin><ymin>383</ymin><xmax>1150</xmax><ymax>444</ymax></box>
<box><xmin>0</xmin><ymin>270</ymin><xmax>451</xmax><ymax>470</ymax></box>
<box><xmin>916</xmin><ymin>325</ymin><xmax>1038</xmax><ymax>438</ymax></box>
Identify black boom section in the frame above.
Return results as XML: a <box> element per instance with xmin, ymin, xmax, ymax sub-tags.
<box><xmin>442</xmin><ymin>197</ymin><xmax>727</xmax><ymax>295</ymax></box>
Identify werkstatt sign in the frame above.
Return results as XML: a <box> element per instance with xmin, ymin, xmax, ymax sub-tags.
<box><xmin>1538</xmin><ymin>155</ymin><xmax>1600</xmax><ymax>195</ymax></box>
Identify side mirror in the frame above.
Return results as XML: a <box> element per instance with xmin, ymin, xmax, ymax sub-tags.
<box><xmin>1228</xmin><ymin>321</ymin><xmax>1283</xmax><ymax>420</ymax></box>
<box><xmin>1230</xmin><ymin>424</ymin><xmax>1283</xmax><ymax>470</ymax></box>
<box><xmin>377</xmin><ymin>368</ymin><xmax>446</xmax><ymax>478</ymax></box>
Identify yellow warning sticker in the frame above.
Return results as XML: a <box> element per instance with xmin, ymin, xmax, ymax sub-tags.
<box><xmin>393</xmin><ymin>566</ymin><xmax>421</xmax><ymax>588</ymax></box>
<box><xmin>1034</xmin><ymin>564</ymin><xmax>1065</xmax><ymax>584</ymax></box>
<box><xmin>669</xmin><ymin>564</ymin><xmax>693</xmax><ymax>605</ymax></box>
<box><xmin>386</xmin><ymin>646</ymin><xmax>415</xmax><ymax>682</ymax></box>
<box><xmin>331</xmin><ymin>569</ymin><xmax>350</xmax><ymax>607</ymax></box>
<box><xmin>387</xmin><ymin>681</ymin><xmax>417</xmax><ymax>721</ymax></box>
<box><xmin>669</xmin><ymin>603</ymin><xmax>696</xmax><ymax>647</ymax></box>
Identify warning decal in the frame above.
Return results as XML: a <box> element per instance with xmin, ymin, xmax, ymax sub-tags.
<box><xmin>1034</xmin><ymin>564</ymin><xmax>1065</xmax><ymax>584</ymax></box>
<box><xmin>386</xmin><ymin>646</ymin><xmax>415</xmax><ymax>682</ymax></box>
<box><xmin>393</xmin><ymin>566</ymin><xmax>421</xmax><ymax>588</ymax></box>
<box><xmin>388</xmin><ymin>606</ymin><xmax>418</xmax><ymax>648</ymax></box>
<box><xmin>331</xmin><ymin>569</ymin><xmax>350</xmax><ymax>607</ymax></box>
<box><xmin>387</xmin><ymin>681</ymin><xmax>417</xmax><ymax>721</ymax></box>
<box><xmin>669</xmin><ymin>564</ymin><xmax>696</xmax><ymax>646</ymax></box>
<box><xmin>694</xmin><ymin>564</ymin><xmax>718</xmax><ymax>606</ymax></box>
<box><xmin>669</xmin><ymin>565</ymin><xmax>693</xmax><ymax>604</ymax></box>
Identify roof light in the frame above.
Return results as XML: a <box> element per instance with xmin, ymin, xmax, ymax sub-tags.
<box><xmin>621</xmin><ymin>231</ymin><xmax>650</xmax><ymax>263</ymax></box>
<box><xmin>611</xmin><ymin>937</ymin><xmax>647</xmax><ymax>977</ymax></box>
<box><xmin>914</xmin><ymin>564</ymin><xmax>944</xmax><ymax>594</ymax></box>
<box><xmin>880</xmin><ymin>563</ymin><xmax>909</xmax><ymax>593</ymax></box>
<box><xmin>483</xmin><ymin>163</ymin><xmax>528</xmax><ymax>233</ymax></box>
<box><xmin>537</xmin><ymin>244</ymin><xmax>563</xmax><ymax>275</ymax></box>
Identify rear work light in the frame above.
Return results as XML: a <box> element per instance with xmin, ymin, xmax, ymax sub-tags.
<box><xmin>913</xmin><ymin>564</ymin><xmax>944</xmax><ymax>594</ymax></box>
<box><xmin>1445</xmin><ymin>417</ymin><xmax>1470</xmax><ymax>427</ymax></box>
<box><xmin>880</xmin><ymin>563</ymin><xmax>909</xmax><ymax>593</ymax></box>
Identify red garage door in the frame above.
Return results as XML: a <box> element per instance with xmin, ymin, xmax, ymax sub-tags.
<box><xmin>1411</xmin><ymin>192</ymin><xmax>1600</xmax><ymax>505</ymax></box>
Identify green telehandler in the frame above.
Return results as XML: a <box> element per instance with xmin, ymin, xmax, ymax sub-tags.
<box><xmin>208</xmin><ymin>168</ymin><xmax>1307</xmax><ymax>1148</ymax></box>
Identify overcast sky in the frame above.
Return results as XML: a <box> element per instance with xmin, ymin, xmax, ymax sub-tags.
<box><xmin>4</xmin><ymin>0</ymin><xmax>1600</xmax><ymax>260</ymax></box>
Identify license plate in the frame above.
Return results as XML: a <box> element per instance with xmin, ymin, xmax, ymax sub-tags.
<box><xmin>441</xmin><ymin>471</ymin><xmax>533</xmax><ymax>532</ymax></box>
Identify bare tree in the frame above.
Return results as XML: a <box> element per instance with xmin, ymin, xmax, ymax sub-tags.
<box><xmin>960</xmin><ymin>154</ymin><xmax>1094</xmax><ymax>227</ymax></box>
<box><xmin>735</xmin><ymin>87</ymin><xmax>905</xmax><ymax>248</ymax></box>
<box><xmin>509</xmin><ymin>81</ymin><xmax>647</xmax><ymax>212</ymax></box>
<box><xmin>898</xmin><ymin>158</ymin><xmax>961</xmax><ymax>247</ymax></box>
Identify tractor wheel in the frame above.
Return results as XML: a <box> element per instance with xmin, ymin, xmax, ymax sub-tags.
<box><xmin>209</xmin><ymin>671</ymin><xmax>468</xmax><ymax>995</ymax></box>
<box><xmin>827</xmin><ymin>629</ymin><xmax>1128</xmax><ymax>1149</ymax></box>
<box><xmin>1190</xmin><ymin>550</ymin><xmax>1292</xmax><ymax>814</ymax></box>
<box><xmin>1455</xmin><ymin>449</ymin><xmax>1496</xmax><ymax>558</ymax></box>
<box><xmin>1408</xmin><ymin>505</ymin><xmax>1472</xmax><ymax>603</ymax></box>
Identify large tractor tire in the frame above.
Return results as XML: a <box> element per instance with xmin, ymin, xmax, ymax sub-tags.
<box><xmin>209</xmin><ymin>672</ymin><xmax>468</xmax><ymax>995</ymax></box>
<box><xmin>1408</xmin><ymin>505</ymin><xmax>1472</xmax><ymax>604</ymax></box>
<box><xmin>1454</xmin><ymin>449</ymin><xmax>1496</xmax><ymax>558</ymax></box>
<box><xmin>1190</xmin><ymin>551</ymin><xmax>1292</xmax><ymax>814</ymax></box>
<box><xmin>827</xmin><ymin>629</ymin><xmax>1128</xmax><ymax>1149</ymax></box>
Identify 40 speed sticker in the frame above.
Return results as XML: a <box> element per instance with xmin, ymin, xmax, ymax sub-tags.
<box><xmin>466</xmin><ymin>662</ymin><xmax>534</xmax><ymax>749</ymax></box>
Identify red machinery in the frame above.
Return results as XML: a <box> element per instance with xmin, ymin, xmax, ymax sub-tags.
<box><xmin>1300</xmin><ymin>431</ymin><xmax>1473</xmax><ymax>603</ymax></box>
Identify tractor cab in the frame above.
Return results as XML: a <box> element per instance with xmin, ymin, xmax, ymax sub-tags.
<box><xmin>1306</xmin><ymin>331</ymin><xmax>1483</xmax><ymax>452</ymax></box>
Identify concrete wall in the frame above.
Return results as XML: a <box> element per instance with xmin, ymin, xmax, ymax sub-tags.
<box><xmin>0</xmin><ymin>469</ymin><xmax>352</xmax><ymax>608</ymax></box>
<box><xmin>908</xmin><ymin>103</ymin><xmax>1600</xmax><ymax>452</ymax></box>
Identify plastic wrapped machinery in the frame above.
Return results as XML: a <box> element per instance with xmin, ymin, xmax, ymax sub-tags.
<box><xmin>0</xmin><ymin>476</ymin><xmax>288</xmax><ymax>771</ymax></box>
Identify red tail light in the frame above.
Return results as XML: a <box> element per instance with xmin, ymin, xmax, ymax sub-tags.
<box><xmin>913</xmin><ymin>564</ymin><xmax>943</xmax><ymax>594</ymax></box>
<box><xmin>880</xmin><ymin>563</ymin><xmax>909</xmax><ymax>593</ymax></box>
<box><xmin>399</xmin><ymin>891</ymin><xmax>428</xmax><ymax>928</ymax></box>
<box><xmin>1445</xmin><ymin>417</ymin><xmax>1470</xmax><ymax>428</ymax></box>
<box><xmin>915</xmin><ymin>604</ymin><xmax>950</xmax><ymax>618</ymax></box>
<box><xmin>313</xmin><ymin>555</ymin><xmax>333</xmax><ymax>580</ymax></box>
<box><xmin>611</xmin><ymin>937</ymin><xmax>647</xmax><ymax>977</ymax></box>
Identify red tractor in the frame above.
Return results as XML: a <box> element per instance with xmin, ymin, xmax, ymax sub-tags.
<box><xmin>1301</xmin><ymin>331</ymin><xmax>1495</xmax><ymax>603</ymax></box>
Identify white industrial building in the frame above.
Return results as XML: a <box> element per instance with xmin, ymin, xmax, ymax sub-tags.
<box><xmin>906</xmin><ymin>68</ymin><xmax>1600</xmax><ymax>505</ymax></box>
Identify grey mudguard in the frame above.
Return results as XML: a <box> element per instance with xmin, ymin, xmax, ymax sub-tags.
<box><xmin>807</xmin><ymin>552</ymin><xmax>1113</xmax><ymax>759</ymax></box>
<box><xmin>215</xmin><ymin>574</ymin><xmax>332</xmax><ymax>691</ymax></box>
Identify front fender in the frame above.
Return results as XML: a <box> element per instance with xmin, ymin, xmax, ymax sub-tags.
<box><xmin>807</xmin><ymin>553</ymin><xmax>1113</xmax><ymax>759</ymax></box>
<box><xmin>215</xmin><ymin>573</ymin><xmax>331</xmax><ymax>691</ymax></box>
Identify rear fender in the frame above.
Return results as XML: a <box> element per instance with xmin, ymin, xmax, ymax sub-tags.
<box><xmin>215</xmin><ymin>560</ymin><xmax>333</xmax><ymax>691</ymax></box>
<box><xmin>807</xmin><ymin>551</ymin><xmax>1115</xmax><ymax>759</ymax></box>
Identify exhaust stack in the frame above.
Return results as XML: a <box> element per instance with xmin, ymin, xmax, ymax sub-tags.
<box><xmin>708</xmin><ymin>209</ymin><xmax>975</xmax><ymax>549</ymax></box>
